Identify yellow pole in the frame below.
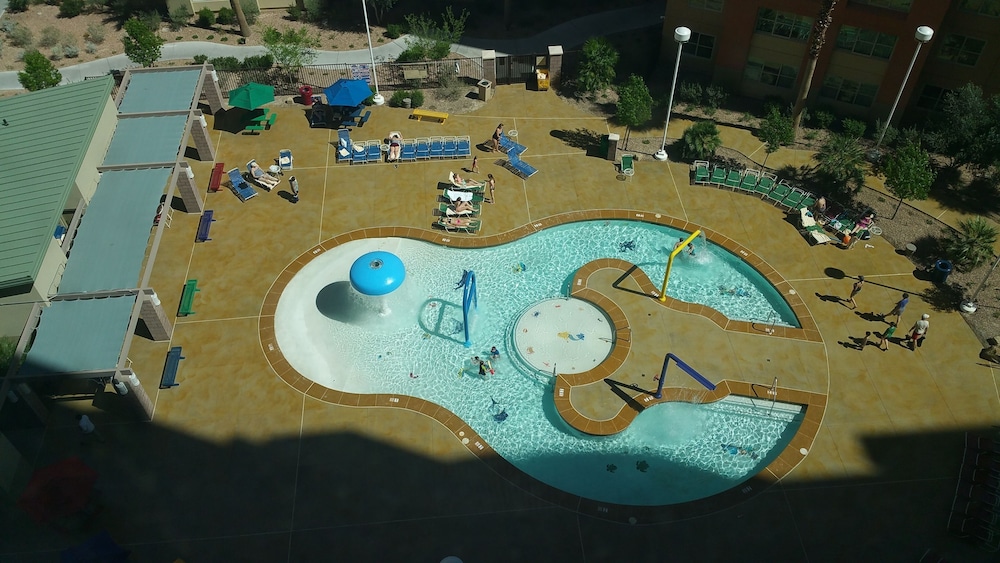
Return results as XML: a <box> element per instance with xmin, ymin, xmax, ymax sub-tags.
<box><xmin>659</xmin><ymin>230</ymin><xmax>701</xmax><ymax>302</ymax></box>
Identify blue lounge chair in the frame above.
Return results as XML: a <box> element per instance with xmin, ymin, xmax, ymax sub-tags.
<box><xmin>366</xmin><ymin>140</ymin><xmax>381</xmax><ymax>162</ymax></box>
<box><xmin>400</xmin><ymin>140</ymin><xmax>416</xmax><ymax>162</ymax></box>
<box><xmin>415</xmin><ymin>138</ymin><xmax>430</xmax><ymax>160</ymax></box>
<box><xmin>351</xmin><ymin>143</ymin><xmax>367</xmax><ymax>165</ymax></box>
<box><xmin>335</xmin><ymin>130</ymin><xmax>352</xmax><ymax>163</ymax></box>
<box><xmin>456</xmin><ymin>136</ymin><xmax>471</xmax><ymax>157</ymax></box>
<box><xmin>279</xmin><ymin>149</ymin><xmax>293</xmax><ymax>171</ymax></box>
<box><xmin>429</xmin><ymin>137</ymin><xmax>444</xmax><ymax>158</ymax></box>
<box><xmin>506</xmin><ymin>151</ymin><xmax>538</xmax><ymax>179</ymax></box>
<box><xmin>227</xmin><ymin>168</ymin><xmax>257</xmax><ymax>202</ymax></box>
<box><xmin>498</xmin><ymin>133</ymin><xmax>527</xmax><ymax>155</ymax></box>
<box><xmin>443</xmin><ymin>137</ymin><xmax>458</xmax><ymax>158</ymax></box>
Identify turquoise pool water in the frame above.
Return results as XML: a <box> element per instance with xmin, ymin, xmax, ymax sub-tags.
<box><xmin>275</xmin><ymin>220</ymin><xmax>805</xmax><ymax>505</ymax></box>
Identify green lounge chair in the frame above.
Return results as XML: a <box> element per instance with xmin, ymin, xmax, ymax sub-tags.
<box><xmin>755</xmin><ymin>172</ymin><xmax>776</xmax><ymax>198</ymax></box>
<box><xmin>710</xmin><ymin>166</ymin><xmax>727</xmax><ymax>186</ymax></box>
<box><xmin>725</xmin><ymin>169</ymin><xmax>742</xmax><ymax>190</ymax></box>
<box><xmin>437</xmin><ymin>217</ymin><xmax>481</xmax><ymax>233</ymax></box>
<box><xmin>692</xmin><ymin>160</ymin><xmax>710</xmax><ymax>185</ymax></box>
<box><xmin>780</xmin><ymin>188</ymin><xmax>806</xmax><ymax>211</ymax></box>
<box><xmin>766</xmin><ymin>181</ymin><xmax>791</xmax><ymax>205</ymax></box>
<box><xmin>739</xmin><ymin>169</ymin><xmax>759</xmax><ymax>192</ymax></box>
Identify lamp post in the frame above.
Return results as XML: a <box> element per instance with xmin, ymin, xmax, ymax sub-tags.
<box><xmin>875</xmin><ymin>25</ymin><xmax>933</xmax><ymax>148</ymax></box>
<box><xmin>654</xmin><ymin>26</ymin><xmax>691</xmax><ymax>161</ymax></box>
<box><xmin>362</xmin><ymin>0</ymin><xmax>384</xmax><ymax>105</ymax></box>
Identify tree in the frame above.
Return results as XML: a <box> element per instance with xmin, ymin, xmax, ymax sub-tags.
<box><xmin>18</xmin><ymin>50</ymin><xmax>62</xmax><ymax>91</ymax></box>
<box><xmin>882</xmin><ymin>138</ymin><xmax>934</xmax><ymax>219</ymax></box>
<box><xmin>945</xmin><ymin>217</ymin><xmax>999</xmax><ymax>271</ymax></box>
<box><xmin>813</xmin><ymin>133</ymin><xmax>866</xmax><ymax>194</ymax></box>
<box><xmin>122</xmin><ymin>17</ymin><xmax>164</xmax><ymax>67</ymax></box>
<box><xmin>368</xmin><ymin>0</ymin><xmax>398</xmax><ymax>24</ymax></box>
<box><xmin>231</xmin><ymin>0</ymin><xmax>250</xmax><ymax>37</ymax></box>
<box><xmin>577</xmin><ymin>37</ymin><xmax>618</xmax><ymax>95</ymax></box>
<box><xmin>925</xmin><ymin>83</ymin><xmax>1000</xmax><ymax>171</ymax></box>
<box><xmin>677</xmin><ymin>120</ymin><xmax>722</xmax><ymax>161</ymax></box>
<box><xmin>756</xmin><ymin>107</ymin><xmax>795</xmax><ymax>168</ymax></box>
<box><xmin>262</xmin><ymin>26</ymin><xmax>319</xmax><ymax>81</ymax></box>
<box><xmin>791</xmin><ymin>0</ymin><xmax>837</xmax><ymax>132</ymax></box>
<box><xmin>615</xmin><ymin>74</ymin><xmax>652</xmax><ymax>148</ymax></box>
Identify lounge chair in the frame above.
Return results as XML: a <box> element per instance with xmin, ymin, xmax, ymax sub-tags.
<box><xmin>709</xmin><ymin>166</ymin><xmax>727</xmax><ymax>186</ymax></box>
<box><xmin>724</xmin><ymin>168</ymin><xmax>742</xmax><ymax>190</ymax></box>
<box><xmin>366</xmin><ymin>140</ymin><xmax>381</xmax><ymax>163</ymax></box>
<box><xmin>400</xmin><ymin>140</ymin><xmax>416</xmax><ymax>162</ymax></box>
<box><xmin>766</xmin><ymin>180</ymin><xmax>792</xmax><ymax>205</ymax></box>
<box><xmin>692</xmin><ymin>160</ymin><xmax>710</xmax><ymax>185</ymax></box>
<box><xmin>438</xmin><ymin>202</ymin><xmax>481</xmax><ymax>216</ymax></box>
<box><xmin>620</xmin><ymin>155</ymin><xmax>635</xmax><ymax>178</ymax></box>
<box><xmin>310</xmin><ymin>106</ymin><xmax>328</xmax><ymax>128</ymax></box>
<box><xmin>456</xmin><ymin>136</ymin><xmax>471</xmax><ymax>157</ymax></box>
<box><xmin>443</xmin><ymin>136</ymin><xmax>458</xmax><ymax>158</ymax></box>
<box><xmin>781</xmin><ymin>188</ymin><xmax>807</xmax><ymax>211</ymax></box>
<box><xmin>498</xmin><ymin>133</ymin><xmax>526</xmax><ymax>155</ymax></box>
<box><xmin>738</xmin><ymin>169</ymin><xmax>759</xmax><ymax>192</ymax></box>
<box><xmin>506</xmin><ymin>151</ymin><xmax>538</xmax><ymax>179</ymax></box>
<box><xmin>799</xmin><ymin>208</ymin><xmax>832</xmax><ymax>245</ymax></box>
<box><xmin>449</xmin><ymin>171</ymin><xmax>486</xmax><ymax>189</ymax></box>
<box><xmin>755</xmin><ymin>172</ymin><xmax>776</xmax><ymax>198</ymax></box>
<box><xmin>227</xmin><ymin>168</ymin><xmax>258</xmax><ymax>202</ymax></box>
<box><xmin>429</xmin><ymin>136</ymin><xmax>445</xmax><ymax>158</ymax></box>
<box><xmin>351</xmin><ymin>142</ymin><xmax>368</xmax><ymax>165</ymax></box>
<box><xmin>247</xmin><ymin>159</ymin><xmax>280</xmax><ymax>190</ymax></box>
<box><xmin>415</xmin><ymin>138</ymin><xmax>430</xmax><ymax>160</ymax></box>
<box><xmin>279</xmin><ymin>149</ymin><xmax>293</xmax><ymax>171</ymax></box>
<box><xmin>335</xmin><ymin>129</ymin><xmax>353</xmax><ymax>163</ymax></box>
<box><xmin>436</xmin><ymin>217</ymin><xmax>482</xmax><ymax>233</ymax></box>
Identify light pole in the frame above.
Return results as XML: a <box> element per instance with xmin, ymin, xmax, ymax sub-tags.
<box><xmin>654</xmin><ymin>26</ymin><xmax>691</xmax><ymax>161</ymax></box>
<box><xmin>362</xmin><ymin>0</ymin><xmax>384</xmax><ymax>105</ymax></box>
<box><xmin>875</xmin><ymin>25</ymin><xmax>934</xmax><ymax>148</ymax></box>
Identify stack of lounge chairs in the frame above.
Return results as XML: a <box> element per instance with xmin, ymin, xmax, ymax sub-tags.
<box><xmin>691</xmin><ymin>160</ymin><xmax>816</xmax><ymax>212</ymax></box>
<box><xmin>495</xmin><ymin>133</ymin><xmax>537</xmax><ymax>179</ymax></box>
<box><xmin>947</xmin><ymin>433</ymin><xmax>1000</xmax><ymax>553</ymax></box>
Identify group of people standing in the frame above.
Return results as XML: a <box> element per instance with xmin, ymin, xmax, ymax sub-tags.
<box><xmin>846</xmin><ymin>278</ymin><xmax>928</xmax><ymax>351</ymax></box>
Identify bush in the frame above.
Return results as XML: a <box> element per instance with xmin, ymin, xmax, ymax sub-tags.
<box><xmin>1</xmin><ymin>21</ymin><xmax>16</xmax><ymax>34</ymax></box>
<box><xmin>396</xmin><ymin>45</ymin><xmax>425</xmax><ymax>62</ymax></box>
<box><xmin>677</xmin><ymin>120</ymin><xmax>723</xmax><ymax>161</ymax></box>
<box><xmin>241</xmin><ymin>53</ymin><xmax>273</xmax><ymax>69</ymax></box>
<box><xmin>286</xmin><ymin>5</ymin><xmax>301</xmax><ymax>20</ymax></box>
<box><xmin>410</xmin><ymin>89</ymin><xmax>424</xmax><ymax>107</ymax></box>
<box><xmin>240</xmin><ymin>0</ymin><xmax>259</xmax><ymax>24</ymax></box>
<box><xmin>842</xmin><ymin>118</ymin><xmax>867</xmax><ymax>139</ymax></box>
<box><xmin>168</xmin><ymin>6</ymin><xmax>192</xmax><ymax>31</ymax></box>
<box><xmin>59</xmin><ymin>0</ymin><xmax>85</xmax><ymax>17</ymax></box>
<box><xmin>85</xmin><ymin>41</ymin><xmax>97</xmax><ymax>54</ymax></box>
<box><xmin>64</xmin><ymin>44</ymin><xmax>80</xmax><ymax>58</ymax></box>
<box><xmin>677</xmin><ymin>81</ymin><xmax>703</xmax><ymax>106</ymax></box>
<box><xmin>7</xmin><ymin>0</ymin><xmax>28</xmax><ymax>12</ymax></box>
<box><xmin>811</xmin><ymin>109</ymin><xmax>836</xmax><ymax>130</ymax></box>
<box><xmin>192</xmin><ymin>54</ymin><xmax>208</xmax><ymax>64</ymax></box>
<box><xmin>85</xmin><ymin>23</ymin><xmax>106</xmax><ymax>44</ymax></box>
<box><xmin>140</xmin><ymin>10</ymin><xmax>162</xmax><ymax>32</ymax></box>
<box><xmin>208</xmin><ymin>55</ymin><xmax>239</xmax><ymax>70</ymax></box>
<box><xmin>49</xmin><ymin>45</ymin><xmax>64</xmax><ymax>60</ymax></box>
<box><xmin>389</xmin><ymin>89</ymin><xmax>424</xmax><ymax>108</ymax></box>
<box><xmin>8</xmin><ymin>25</ymin><xmax>33</xmax><ymax>48</ymax></box>
<box><xmin>197</xmin><ymin>8</ymin><xmax>215</xmax><ymax>28</ymax></box>
<box><xmin>429</xmin><ymin>40</ymin><xmax>450</xmax><ymax>60</ymax></box>
<box><xmin>216</xmin><ymin>7</ymin><xmax>235</xmax><ymax>25</ymax></box>
<box><xmin>705</xmin><ymin>85</ymin><xmax>728</xmax><ymax>110</ymax></box>
<box><xmin>386</xmin><ymin>23</ymin><xmax>403</xmax><ymax>39</ymax></box>
<box><xmin>39</xmin><ymin>26</ymin><xmax>61</xmax><ymax>48</ymax></box>
<box><xmin>206</xmin><ymin>34</ymin><xmax>215</xmax><ymax>40</ymax></box>
<box><xmin>873</xmin><ymin>118</ymin><xmax>898</xmax><ymax>146</ymax></box>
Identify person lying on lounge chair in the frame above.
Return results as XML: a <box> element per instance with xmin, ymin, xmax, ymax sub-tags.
<box><xmin>449</xmin><ymin>171</ymin><xmax>485</xmax><ymax>189</ymax></box>
<box><xmin>449</xmin><ymin>199</ymin><xmax>475</xmax><ymax>213</ymax></box>
<box><xmin>248</xmin><ymin>160</ymin><xmax>280</xmax><ymax>189</ymax></box>
<box><xmin>442</xmin><ymin>216</ymin><xmax>475</xmax><ymax>227</ymax></box>
<box><xmin>387</xmin><ymin>132</ymin><xmax>402</xmax><ymax>161</ymax></box>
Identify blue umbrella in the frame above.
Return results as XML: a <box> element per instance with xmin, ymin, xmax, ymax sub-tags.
<box><xmin>323</xmin><ymin>79</ymin><xmax>373</xmax><ymax>107</ymax></box>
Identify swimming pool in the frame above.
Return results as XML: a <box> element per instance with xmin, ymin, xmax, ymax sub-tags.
<box><xmin>273</xmin><ymin>219</ymin><xmax>805</xmax><ymax>505</ymax></box>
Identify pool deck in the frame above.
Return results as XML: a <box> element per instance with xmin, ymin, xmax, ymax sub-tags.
<box><xmin>4</xmin><ymin>85</ymin><xmax>1000</xmax><ymax>562</ymax></box>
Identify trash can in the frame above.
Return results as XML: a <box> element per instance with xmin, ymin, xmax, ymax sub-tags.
<box><xmin>477</xmin><ymin>79</ymin><xmax>493</xmax><ymax>102</ymax></box>
<box><xmin>933</xmin><ymin>259</ymin><xmax>953</xmax><ymax>283</ymax></box>
<box><xmin>299</xmin><ymin>85</ymin><xmax>314</xmax><ymax>107</ymax></box>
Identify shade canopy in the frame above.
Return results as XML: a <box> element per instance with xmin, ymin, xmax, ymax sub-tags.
<box><xmin>228</xmin><ymin>82</ymin><xmax>275</xmax><ymax>110</ymax></box>
<box><xmin>324</xmin><ymin>79</ymin><xmax>373</xmax><ymax>107</ymax></box>
<box><xmin>350</xmin><ymin>251</ymin><xmax>405</xmax><ymax>296</ymax></box>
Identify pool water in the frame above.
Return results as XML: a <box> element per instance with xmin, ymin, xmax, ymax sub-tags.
<box><xmin>275</xmin><ymin>220</ymin><xmax>805</xmax><ymax>505</ymax></box>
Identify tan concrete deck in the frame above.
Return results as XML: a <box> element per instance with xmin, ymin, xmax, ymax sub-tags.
<box><xmin>8</xmin><ymin>85</ymin><xmax>1000</xmax><ymax>561</ymax></box>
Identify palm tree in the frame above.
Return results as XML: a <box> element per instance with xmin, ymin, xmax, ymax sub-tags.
<box><xmin>231</xmin><ymin>0</ymin><xmax>250</xmax><ymax>37</ymax></box>
<box><xmin>791</xmin><ymin>0</ymin><xmax>837</xmax><ymax>132</ymax></box>
<box><xmin>945</xmin><ymin>217</ymin><xmax>999</xmax><ymax>271</ymax></box>
<box><xmin>678</xmin><ymin>120</ymin><xmax>723</xmax><ymax>161</ymax></box>
<box><xmin>813</xmin><ymin>133</ymin><xmax>865</xmax><ymax>193</ymax></box>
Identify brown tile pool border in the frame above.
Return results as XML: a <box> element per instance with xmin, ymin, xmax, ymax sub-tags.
<box><xmin>257</xmin><ymin>210</ymin><xmax>828</xmax><ymax>523</ymax></box>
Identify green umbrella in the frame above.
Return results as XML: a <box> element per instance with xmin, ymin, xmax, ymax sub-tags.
<box><xmin>228</xmin><ymin>82</ymin><xmax>275</xmax><ymax>110</ymax></box>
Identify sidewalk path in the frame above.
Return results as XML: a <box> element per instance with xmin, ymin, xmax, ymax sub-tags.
<box><xmin>0</xmin><ymin>2</ymin><xmax>664</xmax><ymax>90</ymax></box>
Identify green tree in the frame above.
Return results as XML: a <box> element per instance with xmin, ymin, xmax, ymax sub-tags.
<box><xmin>577</xmin><ymin>37</ymin><xmax>618</xmax><ymax>95</ymax></box>
<box><xmin>677</xmin><ymin>120</ymin><xmax>722</xmax><ymax>161</ymax></box>
<box><xmin>882</xmin><ymin>138</ymin><xmax>934</xmax><ymax>219</ymax></box>
<box><xmin>814</xmin><ymin>133</ymin><xmax>866</xmax><ymax>194</ymax></box>
<box><xmin>262</xmin><ymin>26</ymin><xmax>319</xmax><ymax>81</ymax></box>
<box><xmin>792</xmin><ymin>0</ymin><xmax>837</xmax><ymax>131</ymax></box>
<box><xmin>18</xmin><ymin>50</ymin><xmax>62</xmax><ymax>91</ymax></box>
<box><xmin>945</xmin><ymin>217</ymin><xmax>999</xmax><ymax>271</ymax></box>
<box><xmin>756</xmin><ymin>106</ymin><xmax>795</xmax><ymax>168</ymax></box>
<box><xmin>402</xmin><ymin>7</ymin><xmax>469</xmax><ymax>60</ymax></box>
<box><xmin>367</xmin><ymin>0</ymin><xmax>398</xmax><ymax>24</ymax></box>
<box><xmin>925</xmin><ymin>83</ymin><xmax>1000</xmax><ymax>171</ymax></box>
<box><xmin>122</xmin><ymin>17</ymin><xmax>164</xmax><ymax>67</ymax></box>
<box><xmin>615</xmin><ymin>74</ymin><xmax>652</xmax><ymax>148</ymax></box>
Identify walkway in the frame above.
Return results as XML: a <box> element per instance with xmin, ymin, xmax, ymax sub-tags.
<box><xmin>0</xmin><ymin>1</ymin><xmax>664</xmax><ymax>90</ymax></box>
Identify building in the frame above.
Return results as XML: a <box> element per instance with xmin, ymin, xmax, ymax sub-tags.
<box><xmin>662</xmin><ymin>0</ymin><xmax>1000</xmax><ymax>122</ymax></box>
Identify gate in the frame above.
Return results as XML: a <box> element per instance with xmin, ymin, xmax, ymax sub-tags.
<box><xmin>495</xmin><ymin>54</ymin><xmax>537</xmax><ymax>85</ymax></box>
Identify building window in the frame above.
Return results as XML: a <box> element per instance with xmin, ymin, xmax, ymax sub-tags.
<box><xmin>938</xmin><ymin>34</ymin><xmax>986</xmax><ymax>66</ymax></box>
<box><xmin>755</xmin><ymin>9</ymin><xmax>813</xmax><ymax>41</ymax></box>
<box><xmin>835</xmin><ymin>25</ymin><xmax>897</xmax><ymax>59</ymax></box>
<box><xmin>688</xmin><ymin>32</ymin><xmax>716</xmax><ymax>59</ymax></box>
<box><xmin>916</xmin><ymin>85</ymin><xmax>950</xmax><ymax>111</ymax></box>
<box><xmin>819</xmin><ymin>75</ymin><xmax>878</xmax><ymax>107</ymax></box>
<box><xmin>960</xmin><ymin>0</ymin><xmax>1000</xmax><ymax>16</ymax></box>
<box><xmin>688</xmin><ymin>0</ymin><xmax>724</xmax><ymax>11</ymax></box>
<box><xmin>744</xmin><ymin>58</ymin><xmax>798</xmax><ymax>89</ymax></box>
<box><xmin>850</xmin><ymin>0</ymin><xmax>912</xmax><ymax>11</ymax></box>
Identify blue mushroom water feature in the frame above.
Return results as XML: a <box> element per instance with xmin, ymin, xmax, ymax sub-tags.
<box><xmin>349</xmin><ymin>251</ymin><xmax>406</xmax><ymax>316</ymax></box>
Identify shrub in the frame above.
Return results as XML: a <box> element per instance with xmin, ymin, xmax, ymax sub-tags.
<box><xmin>64</xmin><ymin>44</ymin><xmax>80</xmax><ymax>58</ymax></box>
<box><xmin>842</xmin><ymin>118</ymin><xmax>867</xmax><ymax>139</ymax></box>
<box><xmin>240</xmin><ymin>0</ymin><xmax>259</xmax><ymax>24</ymax></box>
<box><xmin>208</xmin><ymin>55</ymin><xmax>239</xmax><ymax>71</ymax></box>
<box><xmin>429</xmin><ymin>40</ymin><xmax>450</xmax><ymax>60</ymax></box>
<box><xmin>386</xmin><ymin>23</ymin><xmax>403</xmax><ymax>39</ymax></box>
<box><xmin>396</xmin><ymin>45</ymin><xmax>425</xmax><ymax>62</ymax></box>
<box><xmin>85</xmin><ymin>41</ymin><xmax>97</xmax><ymax>54</ymax></box>
<box><xmin>302</xmin><ymin>0</ymin><xmax>323</xmax><ymax>23</ymax></box>
<box><xmin>197</xmin><ymin>7</ymin><xmax>215</xmax><ymax>28</ymax></box>
<box><xmin>389</xmin><ymin>89</ymin><xmax>423</xmax><ymax>108</ymax></box>
<box><xmin>409</xmin><ymin>89</ymin><xmax>424</xmax><ymax>107</ymax></box>
<box><xmin>39</xmin><ymin>26</ymin><xmax>61</xmax><ymax>48</ymax></box>
<box><xmin>576</xmin><ymin>37</ymin><xmax>617</xmax><ymax>94</ymax></box>
<box><xmin>49</xmin><ymin>45</ymin><xmax>64</xmax><ymax>60</ymax></box>
<box><xmin>241</xmin><ymin>53</ymin><xmax>273</xmax><ymax>69</ymax></box>
<box><xmin>220</xmin><ymin>36</ymin><xmax>228</xmax><ymax>41</ymax></box>
<box><xmin>140</xmin><ymin>10</ymin><xmax>162</xmax><ymax>32</ymax></box>
<box><xmin>705</xmin><ymin>85</ymin><xmax>728</xmax><ymax>110</ymax></box>
<box><xmin>945</xmin><ymin>217</ymin><xmax>999</xmax><ymax>271</ymax></box>
<box><xmin>192</xmin><ymin>54</ymin><xmax>208</xmax><ymax>64</ymax></box>
<box><xmin>873</xmin><ymin>118</ymin><xmax>898</xmax><ymax>146</ymax></box>
<box><xmin>7</xmin><ymin>0</ymin><xmax>28</xmax><ymax>12</ymax></box>
<box><xmin>206</xmin><ymin>34</ymin><xmax>215</xmax><ymax>40</ymax></box>
<box><xmin>677</xmin><ymin>81</ymin><xmax>703</xmax><ymax>106</ymax></box>
<box><xmin>168</xmin><ymin>5</ymin><xmax>192</xmax><ymax>31</ymax></box>
<box><xmin>216</xmin><ymin>7</ymin><xmax>235</xmax><ymax>25</ymax></box>
<box><xmin>59</xmin><ymin>0</ymin><xmax>85</xmax><ymax>17</ymax></box>
<box><xmin>677</xmin><ymin>120</ymin><xmax>722</xmax><ymax>160</ymax></box>
<box><xmin>9</xmin><ymin>25</ymin><xmax>33</xmax><ymax>48</ymax></box>
<box><xmin>85</xmin><ymin>23</ymin><xmax>106</xmax><ymax>44</ymax></box>
<box><xmin>1</xmin><ymin>21</ymin><xmax>16</xmax><ymax>34</ymax></box>
<box><xmin>812</xmin><ymin>109</ymin><xmax>836</xmax><ymax>130</ymax></box>
<box><xmin>286</xmin><ymin>5</ymin><xmax>301</xmax><ymax>20</ymax></box>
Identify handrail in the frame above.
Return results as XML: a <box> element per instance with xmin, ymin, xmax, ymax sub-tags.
<box><xmin>654</xmin><ymin>353</ymin><xmax>715</xmax><ymax>399</ymax></box>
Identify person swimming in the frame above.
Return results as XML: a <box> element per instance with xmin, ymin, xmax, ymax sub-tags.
<box><xmin>673</xmin><ymin>237</ymin><xmax>694</xmax><ymax>255</ymax></box>
<box><xmin>722</xmin><ymin>444</ymin><xmax>759</xmax><ymax>459</ymax></box>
